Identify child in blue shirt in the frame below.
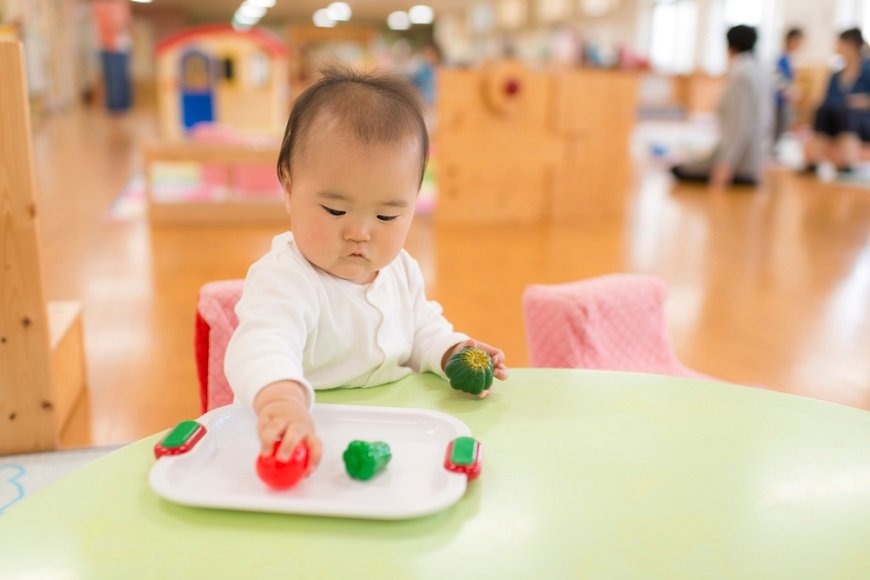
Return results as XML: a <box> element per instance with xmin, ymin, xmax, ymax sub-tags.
<box><xmin>773</xmin><ymin>28</ymin><xmax>803</xmax><ymax>147</ymax></box>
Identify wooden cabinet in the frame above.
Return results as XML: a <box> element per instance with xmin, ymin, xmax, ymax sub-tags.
<box><xmin>436</xmin><ymin>63</ymin><xmax>638</xmax><ymax>225</ymax></box>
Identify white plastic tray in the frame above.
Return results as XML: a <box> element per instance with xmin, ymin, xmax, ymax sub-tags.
<box><xmin>148</xmin><ymin>403</ymin><xmax>472</xmax><ymax>520</ymax></box>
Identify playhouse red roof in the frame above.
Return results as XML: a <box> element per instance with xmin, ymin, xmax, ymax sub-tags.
<box><xmin>156</xmin><ymin>24</ymin><xmax>286</xmax><ymax>57</ymax></box>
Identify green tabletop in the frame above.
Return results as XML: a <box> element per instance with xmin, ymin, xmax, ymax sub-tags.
<box><xmin>3</xmin><ymin>369</ymin><xmax>870</xmax><ymax>579</ymax></box>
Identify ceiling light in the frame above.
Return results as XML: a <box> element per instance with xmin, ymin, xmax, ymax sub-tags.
<box><xmin>234</xmin><ymin>9</ymin><xmax>260</xmax><ymax>25</ymax></box>
<box><xmin>238</xmin><ymin>4</ymin><xmax>267</xmax><ymax>18</ymax></box>
<box><xmin>313</xmin><ymin>8</ymin><xmax>336</xmax><ymax>28</ymax></box>
<box><xmin>327</xmin><ymin>2</ymin><xmax>352</xmax><ymax>21</ymax></box>
<box><xmin>408</xmin><ymin>5</ymin><xmax>434</xmax><ymax>24</ymax></box>
<box><xmin>387</xmin><ymin>11</ymin><xmax>410</xmax><ymax>30</ymax></box>
<box><xmin>130</xmin><ymin>0</ymin><xmax>153</xmax><ymax>4</ymax></box>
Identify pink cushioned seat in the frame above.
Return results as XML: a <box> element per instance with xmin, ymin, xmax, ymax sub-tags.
<box><xmin>195</xmin><ymin>280</ymin><xmax>244</xmax><ymax>412</ymax></box>
<box><xmin>521</xmin><ymin>274</ymin><xmax>720</xmax><ymax>381</ymax></box>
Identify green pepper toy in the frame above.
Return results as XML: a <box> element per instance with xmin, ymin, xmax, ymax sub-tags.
<box><xmin>342</xmin><ymin>440</ymin><xmax>392</xmax><ymax>481</ymax></box>
<box><xmin>445</xmin><ymin>346</ymin><xmax>494</xmax><ymax>395</ymax></box>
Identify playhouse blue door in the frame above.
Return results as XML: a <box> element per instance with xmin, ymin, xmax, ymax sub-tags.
<box><xmin>180</xmin><ymin>51</ymin><xmax>214</xmax><ymax>131</ymax></box>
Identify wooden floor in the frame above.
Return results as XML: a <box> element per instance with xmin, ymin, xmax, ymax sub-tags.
<box><xmin>30</xmin><ymin>105</ymin><xmax>870</xmax><ymax>448</ymax></box>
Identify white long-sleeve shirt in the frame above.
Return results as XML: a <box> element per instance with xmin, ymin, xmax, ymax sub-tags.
<box><xmin>224</xmin><ymin>232</ymin><xmax>467</xmax><ymax>410</ymax></box>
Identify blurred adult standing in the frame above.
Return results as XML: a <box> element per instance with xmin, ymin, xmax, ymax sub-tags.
<box><xmin>92</xmin><ymin>0</ymin><xmax>132</xmax><ymax>113</ymax></box>
<box><xmin>671</xmin><ymin>25</ymin><xmax>771</xmax><ymax>191</ymax></box>
<box><xmin>411</xmin><ymin>43</ymin><xmax>443</xmax><ymax>108</ymax></box>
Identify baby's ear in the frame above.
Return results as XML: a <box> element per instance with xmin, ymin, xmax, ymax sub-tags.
<box><xmin>280</xmin><ymin>172</ymin><xmax>292</xmax><ymax>214</ymax></box>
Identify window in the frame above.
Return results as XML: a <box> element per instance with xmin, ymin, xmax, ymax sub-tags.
<box><xmin>650</xmin><ymin>0</ymin><xmax>698</xmax><ymax>74</ymax></box>
<box><xmin>723</xmin><ymin>0</ymin><xmax>763</xmax><ymax>26</ymax></box>
<box><xmin>247</xmin><ymin>50</ymin><xmax>270</xmax><ymax>88</ymax></box>
<box><xmin>221</xmin><ymin>57</ymin><xmax>235</xmax><ymax>82</ymax></box>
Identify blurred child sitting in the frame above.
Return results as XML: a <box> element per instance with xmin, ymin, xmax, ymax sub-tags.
<box><xmin>801</xmin><ymin>28</ymin><xmax>870</xmax><ymax>175</ymax></box>
<box><xmin>773</xmin><ymin>28</ymin><xmax>804</xmax><ymax>149</ymax></box>
<box><xmin>671</xmin><ymin>25</ymin><xmax>770</xmax><ymax>191</ymax></box>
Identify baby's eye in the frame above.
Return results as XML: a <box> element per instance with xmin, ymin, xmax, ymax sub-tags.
<box><xmin>377</xmin><ymin>215</ymin><xmax>399</xmax><ymax>222</ymax></box>
<box><xmin>321</xmin><ymin>205</ymin><xmax>346</xmax><ymax>216</ymax></box>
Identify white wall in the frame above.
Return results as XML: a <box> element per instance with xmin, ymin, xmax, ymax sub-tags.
<box><xmin>780</xmin><ymin>0</ymin><xmax>841</xmax><ymax>67</ymax></box>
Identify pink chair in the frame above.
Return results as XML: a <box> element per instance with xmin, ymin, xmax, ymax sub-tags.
<box><xmin>195</xmin><ymin>280</ymin><xmax>244</xmax><ymax>413</ymax></box>
<box><xmin>521</xmin><ymin>274</ymin><xmax>719</xmax><ymax>381</ymax></box>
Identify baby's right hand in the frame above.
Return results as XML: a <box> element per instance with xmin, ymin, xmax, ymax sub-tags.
<box><xmin>254</xmin><ymin>380</ymin><xmax>322</xmax><ymax>470</ymax></box>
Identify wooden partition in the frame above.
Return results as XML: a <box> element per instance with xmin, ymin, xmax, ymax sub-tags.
<box><xmin>551</xmin><ymin>70</ymin><xmax>638</xmax><ymax>221</ymax></box>
<box><xmin>437</xmin><ymin>62</ymin><xmax>638</xmax><ymax>225</ymax></box>
<box><xmin>0</xmin><ymin>41</ymin><xmax>88</xmax><ymax>454</ymax></box>
<box><xmin>675</xmin><ymin>73</ymin><xmax>726</xmax><ymax>117</ymax></box>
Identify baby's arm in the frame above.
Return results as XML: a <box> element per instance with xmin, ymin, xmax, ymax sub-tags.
<box><xmin>225</xmin><ymin>255</ymin><xmax>321</xmax><ymax>467</ymax></box>
<box><xmin>404</xmin><ymin>256</ymin><xmax>509</xmax><ymax>392</ymax></box>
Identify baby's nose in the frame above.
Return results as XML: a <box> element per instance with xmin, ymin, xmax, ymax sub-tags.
<box><xmin>344</xmin><ymin>220</ymin><xmax>371</xmax><ymax>242</ymax></box>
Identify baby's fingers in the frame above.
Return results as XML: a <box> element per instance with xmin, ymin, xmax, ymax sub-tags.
<box><xmin>490</xmin><ymin>350</ymin><xmax>506</xmax><ymax>367</ymax></box>
<box><xmin>305</xmin><ymin>433</ymin><xmax>323</xmax><ymax>472</ymax></box>
<box><xmin>258</xmin><ymin>418</ymin><xmax>287</xmax><ymax>456</ymax></box>
<box><xmin>494</xmin><ymin>365</ymin><xmax>510</xmax><ymax>381</ymax></box>
<box><xmin>276</xmin><ymin>424</ymin><xmax>307</xmax><ymax>462</ymax></box>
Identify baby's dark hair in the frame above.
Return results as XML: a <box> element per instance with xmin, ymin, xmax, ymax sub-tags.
<box><xmin>277</xmin><ymin>66</ymin><xmax>429</xmax><ymax>186</ymax></box>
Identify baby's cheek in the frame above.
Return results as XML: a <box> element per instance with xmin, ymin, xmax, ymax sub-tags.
<box><xmin>297</xmin><ymin>217</ymin><xmax>336</xmax><ymax>264</ymax></box>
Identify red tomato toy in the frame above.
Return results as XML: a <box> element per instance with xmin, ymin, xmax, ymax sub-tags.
<box><xmin>256</xmin><ymin>440</ymin><xmax>310</xmax><ymax>490</ymax></box>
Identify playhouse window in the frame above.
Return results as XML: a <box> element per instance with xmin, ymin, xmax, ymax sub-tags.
<box><xmin>221</xmin><ymin>57</ymin><xmax>235</xmax><ymax>82</ymax></box>
<box><xmin>248</xmin><ymin>50</ymin><xmax>270</xmax><ymax>88</ymax></box>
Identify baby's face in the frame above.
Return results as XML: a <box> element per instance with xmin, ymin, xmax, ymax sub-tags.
<box><xmin>284</xmin><ymin>119</ymin><xmax>420</xmax><ymax>284</ymax></box>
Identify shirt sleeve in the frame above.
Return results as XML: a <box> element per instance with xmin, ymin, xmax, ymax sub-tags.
<box><xmin>224</xmin><ymin>253</ymin><xmax>316</xmax><ymax>411</ymax></box>
<box><xmin>715</xmin><ymin>73</ymin><xmax>757</xmax><ymax>168</ymax></box>
<box><xmin>404</xmin><ymin>255</ymin><xmax>468</xmax><ymax>379</ymax></box>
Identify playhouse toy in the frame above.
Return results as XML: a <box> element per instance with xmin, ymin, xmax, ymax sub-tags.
<box><xmin>155</xmin><ymin>24</ymin><xmax>288</xmax><ymax>140</ymax></box>
<box><xmin>444</xmin><ymin>436</ymin><xmax>482</xmax><ymax>481</ymax></box>
<box><xmin>342</xmin><ymin>441</ymin><xmax>392</xmax><ymax>481</ymax></box>
<box><xmin>153</xmin><ymin>420</ymin><xmax>206</xmax><ymax>459</ymax></box>
<box><xmin>445</xmin><ymin>347</ymin><xmax>494</xmax><ymax>395</ymax></box>
<box><xmin>256</xmin><ymin>440</ymin><xmax>311</xmax><ymax>490</ymax></box>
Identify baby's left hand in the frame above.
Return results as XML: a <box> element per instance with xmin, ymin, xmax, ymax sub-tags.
<box><xmin>443</xmin><ymin>338</ymin><xmax>509</xmax><ymax>399</ymax></box>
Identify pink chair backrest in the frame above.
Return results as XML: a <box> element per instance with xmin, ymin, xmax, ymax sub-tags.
<box><xmin>195</xmin><ymin>279</ymin><xmax>244</xmax><ymax>412</ymax></box>
<box><xmin>522</xmin><ymin>274</ymin><xmax>707</xmax><ymax>378</ymax></box>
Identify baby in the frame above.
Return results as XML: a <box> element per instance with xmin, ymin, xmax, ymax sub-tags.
<box><xmin>225</xmin><ymin>67</ymin><xmax>509</xmax><ymax>473</ymax></box>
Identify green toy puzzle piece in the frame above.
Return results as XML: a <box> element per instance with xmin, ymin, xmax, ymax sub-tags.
<box><xmin>160</xmin><ymin>420</ymin><xmax>202</xmax><ymax>448</ymax></box>
<box><xmin>450</xmin><ymin>437</ymin><xmax>477</xmax><ymax>466</ymax></box>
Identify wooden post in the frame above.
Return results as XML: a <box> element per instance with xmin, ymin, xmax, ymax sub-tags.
<box><xmin>0</xmin><ymin>40</ymin><xmax>58</xmax><ymax>453</ymax></box>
